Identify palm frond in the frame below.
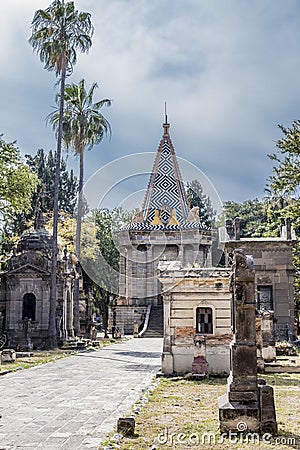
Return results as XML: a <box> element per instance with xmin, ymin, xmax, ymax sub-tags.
<box><xmin>29</xmin><ymin>0</ymin><xmax>93</xmax><ymax>75</ymax></box>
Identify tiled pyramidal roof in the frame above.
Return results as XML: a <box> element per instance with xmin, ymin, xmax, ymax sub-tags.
<box><xmin>128</xmin><ymin>121</ymin><xmax>210</xmax><ymax>231</ymax></box>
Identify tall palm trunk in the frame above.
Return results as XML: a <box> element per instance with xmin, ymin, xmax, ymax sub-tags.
<box><xmin>73</xmin><ymin>147</ymin><xmax>84</xmax><ymax>336</ymax></box>
<box><xmin>48</xmin><ymin>55</ymin><xmax>66</xmax><ymax>349</ymax></box>
<box><xmin>76</xmin><ymin>145</ymin><xmax>84</xmax><ymax>259</ymax></box>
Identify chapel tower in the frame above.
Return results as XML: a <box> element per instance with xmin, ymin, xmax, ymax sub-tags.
<box><xmin>117</xmin><ymin>119</ymin><xmax>213</xmax><ymax>333</ymax></box>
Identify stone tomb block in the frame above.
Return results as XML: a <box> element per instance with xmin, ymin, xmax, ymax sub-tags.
<box><xmin>117</xmin><ymin>417</ymin><xmax>135</xmax><ymax>437</ymax></box>
<box><xmin>259</xmin><ymin>383</ymin><xmax>277</xmax><ymax>434</ymax></box>
<box><xmin>1</xmin><ymin>349</ymin><xmax>16</xmax><ymax>363</ymax></box>
<box><xmin>218</xmin><ymin>395</ymin><xmax>260</xmax><ymax>433</ymax></box>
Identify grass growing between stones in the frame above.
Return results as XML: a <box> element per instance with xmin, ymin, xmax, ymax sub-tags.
<box><xmin>0</xmin><ymin>349</ymin><xmax>73</xmax><ymax>373</ymax></box>
<box><xmin>0</xmin><ymin>339</ymin><xmax>114</xmax><ymax>374</ymax></box>
<box><xmin>103</xmin><ymin>373</ymin><xmax>300</xmax><ymax>450</ymax></box>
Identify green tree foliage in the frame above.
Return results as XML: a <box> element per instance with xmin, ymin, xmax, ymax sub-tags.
<box><xmin>268</xmin><ymin>121</ymin><xmax>300</xmax><ymax>197</ymax></box>
<box><xmin>265</xmin><ymin>121</ymin><xmax>300</xmax><ymax>237</ymax></box>
<box><xmin>44</xmin><ymin>210</ymin><xmax>97</xmax><ymax>260</ymax></box>
<box><xmin>25</xmin><ymin>149</ymin><xmax>78</xmax><ymax>215</ymax></box>
<box><xmin>83</xmin><ymin>208</ymin><xmax>132</xmax><ymax>334</ymax></box>
<box><xmin>0</xmin><ymin>136</ymin><xmax>38</xmax><ymax>228</ymax></box>
<box><xmin>186</xmin><ymin>180</ymin><xmax>216</xmax><ymax>228</ymax></box>
<box><xmin>89</xmin><ymin>207</ymin><xmax>132</xmax><ymax>291</ymax></box>
<box><xmin>95</xmin><ymin>209</ymin><xmax>120</xmax><ymax>276</ymax></box>
<box><xmin>222</xmin><ymin>121</ymin><xmax>300</xmax><ymax>331</ymax></box>
<box><xmin>1</xmin><ymin>149</ymin><xmax>78</xmax><ymax>255</ymax></box>
<box><xmin>29</xmin><ymin>0</ymin><xmax>94</xmax><ymax>347</ymax></box>
<box><xmin>221</xmin><ymin>198</ymin><xmax>269</xmax><ymax>238</ymax></box>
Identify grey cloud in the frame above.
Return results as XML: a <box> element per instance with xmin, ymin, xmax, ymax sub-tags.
<box><xmin>1</xmin><ymin>0</ymin><xmax>300</xmax><ymax>205</ymax></box>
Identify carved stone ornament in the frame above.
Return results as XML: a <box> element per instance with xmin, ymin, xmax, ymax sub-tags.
<box><xmin>187</xmin><ymin>206</ymin><xmax>200</xmax><ymax>222</ymax></box>
<box><xmin>131</xmin><ymin>208</ymin><xmax>144</xmax><ymax>223</ymax></box>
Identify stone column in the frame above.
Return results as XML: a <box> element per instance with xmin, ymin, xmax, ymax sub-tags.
<box><xmin>228</xmin><ymin>252</ymin><xmax>258</xmax><ymax>404</ymax></box>
<box><xmin>161</xmin><ymin>292</ymin><xmax>173</xmax><ymax>374</ymax></box>
<box><xmin>119</xmin><ymin>252</ymin><xmax>126</xmax><ymax>304</ymax></box>
<box><xmin>66</xmin><ymin>289</ymin><xmax>74</xmax><ymax>339</ymax></box>
<box><xmin>146</xmin><ymin>246</ymin><xmax>155</xmax><ymax>304</ymax></box>
<box><xmin>219</xmin><ymin>249</ymin><xmax>277</xmax><ymax>434</ymax></box>
<box><xmin>61</xmin><ymin>286</ymin><xmax>68</xmax><ymax>342</ymax></box>
<box><xmin>127</xmin><ymin>252</ymin><xmax>132</xmax><ymax>304</ymax></box>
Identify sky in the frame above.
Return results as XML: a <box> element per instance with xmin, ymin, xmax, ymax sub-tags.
<box><xmin>1</xmin><ymin>0</ymin><xmax>300</xmax><ymax>209</ymax></box>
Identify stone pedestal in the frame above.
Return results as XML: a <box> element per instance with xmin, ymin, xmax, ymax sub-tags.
<box><xmin>218</xmin><ymin>394</ymin><xmax>260</xmax><ymax>432</ymax></box>
<box><xmin>219</xmin><ymin>249</ymin><xmax>277</xmax><ymax>434</ymax></box>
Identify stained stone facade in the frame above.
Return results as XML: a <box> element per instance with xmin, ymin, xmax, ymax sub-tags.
<box><xmin>158</xmin><ymin>265</ymin><xmax>232</xmax><ymax>375</ymax></box>
<box><xmin>0</xmin><ymin>212</ymin><xmax>93</xmax><ymax>349</ymax></box>
<box><xmin>158</xmin><ymin>227</ymin><xmax>296</xmax><ymax>375</ymax></box>
<box><xmin>224</xmin><ymin>219</ymin><xmax>296</xmax><ymax>340</ymax></box>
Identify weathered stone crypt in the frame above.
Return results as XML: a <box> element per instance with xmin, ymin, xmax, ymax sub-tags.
<box><xmin>0</xmin><ymin>211</ymin><xmax>92</xmax><ymax>349</ymax></box>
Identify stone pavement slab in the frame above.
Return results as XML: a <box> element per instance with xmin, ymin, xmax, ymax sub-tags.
<box><xmin>0</xmin><ymin>337</ymin><xmax>162</xmax><ymax>449</ymax></box>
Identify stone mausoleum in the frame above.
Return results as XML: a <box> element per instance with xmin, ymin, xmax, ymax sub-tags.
<box><xmin>0</xmin><ymin>211</ymin><xmax>93</xmax><ymax>349</ymax></box>
<box><xmin>117</xmin><ymin>120</ymin><xmax>296</xmax><ymax>375</ymax></box>
<box><xmin>224</xmin><ymin>218</ymin><xmax>296</xmax><ymax>341</ymax></box>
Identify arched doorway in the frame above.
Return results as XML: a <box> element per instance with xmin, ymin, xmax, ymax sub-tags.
<box><xmin>22</xmin><ymin>293</ymin><xmax>36</xmax><ymax>321</ymax></box>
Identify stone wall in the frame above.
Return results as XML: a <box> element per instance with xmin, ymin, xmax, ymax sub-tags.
<box><xmin>114</xmin><ymin>305</ymin><xmax>148</xmax><ymax>335</ymax></box>
<box><xmin>118</xmin><ymin>229</ymin><xmax>212</xmax><ymax>307</ymax></box>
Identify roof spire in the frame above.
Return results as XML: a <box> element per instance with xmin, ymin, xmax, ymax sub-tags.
<box><xmin>141</xmin><ymin>117</ymin><xmax>190</xmax><ymax>225</ymax></box>
<box><xmin>163</xmin><ymin>101</ymin><xmax>170</xmax><ymax>135</ymax></box>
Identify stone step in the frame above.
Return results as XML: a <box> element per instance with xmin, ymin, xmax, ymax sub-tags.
<box><xmin>143</xmin><ymin>305</ymin><xmax>163</xmax><ymax>338</ymax></box>
<box><xmin>143</xmin><ymin>332</ymin><xmax>163</xmax><ymax>338</ymax></box>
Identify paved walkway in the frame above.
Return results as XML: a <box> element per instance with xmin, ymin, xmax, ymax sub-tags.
<box><xmin>0</xmin><ymin>338</ymin><xmax>162</xmax><ymax>450</ymax></box>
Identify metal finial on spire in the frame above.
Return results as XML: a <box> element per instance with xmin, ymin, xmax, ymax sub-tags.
<box><xmin>163</xmin><ymin>101</ymin><xmax>170</xmax><ymax>135</ymax></box>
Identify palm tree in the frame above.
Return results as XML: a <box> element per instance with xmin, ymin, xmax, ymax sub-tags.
<box><xmin>29</xmin><ymin>0</ymin><xmax>93</xmax><ymax>348</ymax></box>
<box><xmin>48</xmin><ymin>78</ymin><xmax>111</xmax><ymax>335</ymax></box>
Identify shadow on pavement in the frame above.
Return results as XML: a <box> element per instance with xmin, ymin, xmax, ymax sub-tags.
<box><xmin>75</xmin><ymin>350</ymin><xmax>162</xmax><ymax>368</ymax></box>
